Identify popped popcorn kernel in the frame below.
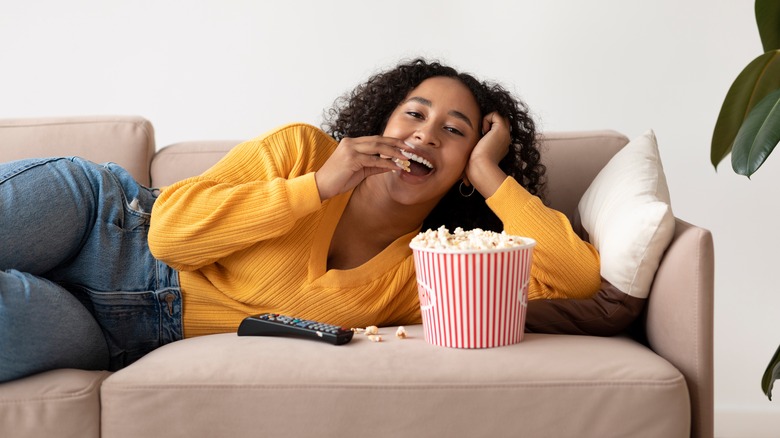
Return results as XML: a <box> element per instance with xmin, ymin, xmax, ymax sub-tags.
<box><xmin>367</xmin><ymin>334</ymin><xmax>383</xmax><ymax>343</ymax></box>
<box><xmin>393</xmin><ymin>157</ymin><xmax>411</xmax><ymax>172</ymax></box>
<box><xmin>364</xmin><ymin>325</ymin><xmax>379</xmax><ymax>335</ymax></box>
<box><xmin>395</xmin><ymin>326</ymin><xmax>407</xmax><ymax>339</ymax></box>
<box><xmin>410</xmin><ymin>226</ymin><xmax>528</xmax><ymax>250</ymax></box>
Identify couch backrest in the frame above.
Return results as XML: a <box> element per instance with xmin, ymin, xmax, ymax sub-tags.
<box><xmin>538</xmin><ymin>130</ymin><xmax>628</xmax><ymax>221</ymax></box>
<box><xmin>0</xmin><ymin>116</ymin><xmax>155</xmax><ymax>185</ymax></box>
<box><xmin>149</xmin><ymin>130</ymin><xmax>631</xmax><ymax>222</ymax></box>
<box><xmin>0</xmin><ymin>116</ymin><xmax>631</xmax><ymax>222</ymax></box>
<box><xmin>150</xmin><ymin>140</ymin><xmax>239</xmax><ymax>188</ymax></box>
<box><xmin>0</xmin><ymin>115</ymin><xmax>631</xmax><ymax>218</ymax></box>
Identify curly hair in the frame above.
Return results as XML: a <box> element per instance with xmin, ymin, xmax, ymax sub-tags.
<box><xmin>322</xmin><ymin>58</ymin><xmax>545</xmax><ymax>233</ymax></box>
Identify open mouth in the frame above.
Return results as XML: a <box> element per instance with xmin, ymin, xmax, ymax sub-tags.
<box><xmin>400</xmin><ymin>150</ymin><xmax>434</xmax><ymax>176</ymax></box>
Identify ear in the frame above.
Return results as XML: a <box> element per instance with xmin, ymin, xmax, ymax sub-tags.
<box><xmin>461</xmin><ymin>175</ymin><xmax>471</xmax><ymax>187</ymax></box>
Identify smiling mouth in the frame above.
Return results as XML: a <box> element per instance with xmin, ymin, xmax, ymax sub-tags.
<box><xmin>400</xmin><ymin>150</ymin><xmax>434</xmax><ymax>176</ymax></box>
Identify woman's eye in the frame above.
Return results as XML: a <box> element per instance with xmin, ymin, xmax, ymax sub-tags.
<box><xmin>445</xmin><ymin>126</ymin><xmax>464</xmax><ymax>136</ymax></box>
<box><xmin>406</xmin><ymin>111</ymin><xmax>423</xmax><ymax>119</ymax></box>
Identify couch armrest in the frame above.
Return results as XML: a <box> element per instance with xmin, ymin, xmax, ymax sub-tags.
<box><xmin>644</xmin><ymin>218</ymin><xmax>714</xmax><ymax>438</ymax></box>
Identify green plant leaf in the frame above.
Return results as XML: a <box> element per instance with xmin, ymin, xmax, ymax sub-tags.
<box><xmin>762</xmin><ymin>343</ymin><xmax>780</xmax><ymax>400</ymax></box>
<box><xmin>756</xmin><ymin>0</ymin><xmax>780</xmax><ymax>52</ymax></box>
<box><xmin>711</xmin><ymin>50</ymin><xmax>780</xmax><ymax>169</ymax></box>
<box><xmin>731</xmin><ymin>87</ymin><xmax>780</xmax><ymax>176</ymax></box>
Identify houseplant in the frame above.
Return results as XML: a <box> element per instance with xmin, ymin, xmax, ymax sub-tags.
<box><xmin>710</xmin><ymin>0</ymin><xmax>780</xmax><ymax>400</ymax></box>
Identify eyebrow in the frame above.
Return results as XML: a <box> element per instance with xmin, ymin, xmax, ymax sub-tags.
<box><xmin>405</xmin><ymin>96</ymin><xmax>475</xmax><ymax>130</ymax></box>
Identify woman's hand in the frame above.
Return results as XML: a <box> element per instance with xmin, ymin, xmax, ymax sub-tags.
<box><xmin>464</xmin><ymin>111</ymin><xmax>512</xmax><ymax>198</ymax></box>
<box><xmin>315</xmin><ymin>135</ymin><xmax>409</xmax><ymax>201</ymax></box>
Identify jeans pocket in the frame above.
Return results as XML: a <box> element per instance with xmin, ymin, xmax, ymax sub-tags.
<box><xmin>69</xmin><ymin>285</ymin><xmax>182</xmax><ymax>371</ymax></box>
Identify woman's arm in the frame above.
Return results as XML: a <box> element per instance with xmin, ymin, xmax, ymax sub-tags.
<box><xmin>149</xmin><ymin>124</ymin><xmax>334</xmax><ymax>271</ymax></box>
<box><xmin>467</xmin><ymin>112</ymin><xmax>601</xmax><ymax>300</ymax></box>
<box><xmin>486</xmin><ymin>178</ymin><xmax>601</xmax><ymax>300</ymax></box>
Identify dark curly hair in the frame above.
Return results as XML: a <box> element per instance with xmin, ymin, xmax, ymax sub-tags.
<box><xmin>322</xmin><ymin>58</ymin><xmax>545</xmax><ymax>232</ymax></box>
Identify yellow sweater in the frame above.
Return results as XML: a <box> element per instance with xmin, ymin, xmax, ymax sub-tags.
<box><xmin>149</xmin><ymin>123</ymin><xmax>601</xmax><ymax>337</ymax></box>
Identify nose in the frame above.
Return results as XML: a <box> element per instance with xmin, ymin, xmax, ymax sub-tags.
<box><xmin>413</xmin><ymin>122</ymin><xmax>440</xmax><ymax>147</ymax></box>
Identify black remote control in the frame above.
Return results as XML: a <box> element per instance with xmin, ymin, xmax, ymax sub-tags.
<box><xmin>237</xmin><ymin>313</ymin><xmax>354</xmax><ymax>345</ymax></box>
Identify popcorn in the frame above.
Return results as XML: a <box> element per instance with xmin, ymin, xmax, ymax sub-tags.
<box><xmin>411</xmin><ymin>226</ymin><xmax>528</xmax><ymax>250</ymax></box>
<box><xmin>393</xmin><ymin>157</ymin><xmax>411</xmax><ymax>172</ymax></box>
<box><xmin>349</xmin><ymin>325</ymin><xmax>407</xmax><ymax>343</ymax></box>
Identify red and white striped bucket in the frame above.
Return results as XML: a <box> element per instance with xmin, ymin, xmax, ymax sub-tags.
<box><xmin>410</xmin><ymin>238</ymin><xmax>535</xmax><ymax>348</ymax></box>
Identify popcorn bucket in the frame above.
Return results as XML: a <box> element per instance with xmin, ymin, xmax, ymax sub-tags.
<box><xmin>410</xmin><ymin>238</ymin><xmax>535</xmax><ymax>348</ymax></box>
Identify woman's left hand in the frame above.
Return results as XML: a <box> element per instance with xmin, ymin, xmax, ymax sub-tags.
<box><xmin>464</xmin><ymin>111</ymin><xmax>511</xmax><ymax>198</ymax></box>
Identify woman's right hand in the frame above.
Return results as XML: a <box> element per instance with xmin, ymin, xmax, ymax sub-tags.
<box><xmin>314</xmin><ymin>135</ymin><xmax>409</xmax><ymax>201</ymax></box>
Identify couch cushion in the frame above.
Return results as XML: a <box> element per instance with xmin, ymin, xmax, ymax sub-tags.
<box><xmin>0</xmin><ymin>369</ymin><xmax>110</xmax><ymax>438</ymax></box>
<box><xmin>0</xmin><ymin>116</ymin><xmax>155</xmax><ymax>185</ymax></box>
<box><xmin>101</xmin><ymin>326</ymin><xmax>689</xmax><ymax>438</ymax></box>
<box><xmin>578</xmin><ymin>130</ymin><xmax>675</xmax><ymax>299</ymax></box>
<box><xmin>150</xmin><ymin>140</ymin><xmax>240</xmax><ymax>188</ymax></box>
<box><xmin>540</xmin><ymin>130</ymin><xmax>629</xmax><ymax>222</ymax></box>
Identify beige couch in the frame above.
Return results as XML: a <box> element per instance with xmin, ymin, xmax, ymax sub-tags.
<box><xmin>0</xmin><ymin>116</ymin><xmax>714</xmax><ymax>438</ymax></box>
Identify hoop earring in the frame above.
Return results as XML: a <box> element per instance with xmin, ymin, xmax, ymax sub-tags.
<box><xmin>459</xmin><ymin>181</ymin><xmax>475</xmax><ymax>197</ymax></box>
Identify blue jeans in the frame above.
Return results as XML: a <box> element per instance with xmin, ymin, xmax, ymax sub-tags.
<box><xmin>0</xmin><ymin>157</ymin><xmax>182</xmax><ymax>382</ymax></box>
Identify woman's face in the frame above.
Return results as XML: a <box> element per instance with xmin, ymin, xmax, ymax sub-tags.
<box><xmin>380</xmin><ymin>76</ymin><xmax>481</xmax><ymax>206</ymax></box>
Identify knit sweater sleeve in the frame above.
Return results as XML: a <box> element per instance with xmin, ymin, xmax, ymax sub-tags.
<box><xmin>486</xmin><ymin>177</ymin><xmax>601</xmax><ymax>300</ymax></box>
<box><xmin>149</xmin><ymin>124</ymin><xmax>336</xmax><ymax>272</ymax></box>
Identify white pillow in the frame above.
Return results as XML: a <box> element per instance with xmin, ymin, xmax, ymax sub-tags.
<box><xmin>577</xmin><ymin>130</ymin><xmax>675</xmax><ymax>299</ymax></box>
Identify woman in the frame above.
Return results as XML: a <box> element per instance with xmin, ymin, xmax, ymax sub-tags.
<box><xmin>0</xmin><ymin>58</ymin><xmax>600</xmax><ymax>383</ymax></box>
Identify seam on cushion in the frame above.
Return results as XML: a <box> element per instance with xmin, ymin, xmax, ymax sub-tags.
<box><xmin>691</xmin><ymin>227</ymin><xmax>702</xmax><ymax>411</ymax></box>
<box><xmin>540</xmin><ymin>132</ymin><xmax>628</xmax><ymax>142</ymax></box>
<box><xmin>157</xmin><ymin>150</ymin><xmax>233</xmax><ymax>156</ymax></box>
<box><xmin>0</xmin><ymin>375</ymin><xmax>107</xmax><ymax>404</ymax></box>
<box><xmin>104</xmin><ymin>375</ymin><xmax>687</xmax><ymax>391</ymax></box>
<box><xmin>0</xmin><ymin>118</ymin><xmax>145</xmax><ymax>128</ymax></box>
<box><xmin>0</xmin><ymin>119</ymin><xmax>154</xmax><ymax>150</ymax></box>
<box><xmin>0</xmin><ymin>120</ymin><xmax>151</xmax><ymax>139</ymax></box>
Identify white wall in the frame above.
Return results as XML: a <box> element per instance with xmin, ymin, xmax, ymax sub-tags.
<box><xmin>2</xmin><ymin>0</ymin><xmax>779</xmax><ymax>435</ymax></box>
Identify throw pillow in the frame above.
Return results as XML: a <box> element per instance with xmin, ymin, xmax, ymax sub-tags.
<box><xmin>577</xmin><ymin>129</ymin><xmax>675</xmax><ymax>299</ymax></box>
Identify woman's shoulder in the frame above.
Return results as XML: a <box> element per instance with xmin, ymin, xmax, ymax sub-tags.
<box><xmin>254</xmin><ymin>123</ymin><xmax>337</xmax><ymax>149</ymax></box>
<box><xmin>236</xmin><ymin>123</ymin><xmax>337</xmax><ymax>172</ymax></box>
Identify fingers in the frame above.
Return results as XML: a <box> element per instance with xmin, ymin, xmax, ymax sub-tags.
<box><xmin>481</xmin><ymin>111</ymin><xmax>510</xmax><ymax>136</ymax></box>
<box><xmin>478</xmin><ymin>112</ymin><xmax>511</xmax><ymax>160</ymax></box>
<box><xmin>348</xmin><ymin>136</ymin><xmax>408</xmax><ymax>161</ymax></box>
<box><xmin>314</xmin><ymin>136</ymin><xmax>410</xmax><ymax>201</ymax></box>
<box><xmin>342</xmin><ymin>136</ymin><xmax>411</xmax><ymax>173</ymax></box>
<box><xmin>467</xmin><ymin>112</ymin><xmax>511</xmax><ymax>191</ymax></box>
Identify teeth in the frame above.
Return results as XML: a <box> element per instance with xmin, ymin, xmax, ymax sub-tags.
<box><xmin>401</xmin><ymin>150</ymin><xmax>433</xmax><ymax>169</ymax></box>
